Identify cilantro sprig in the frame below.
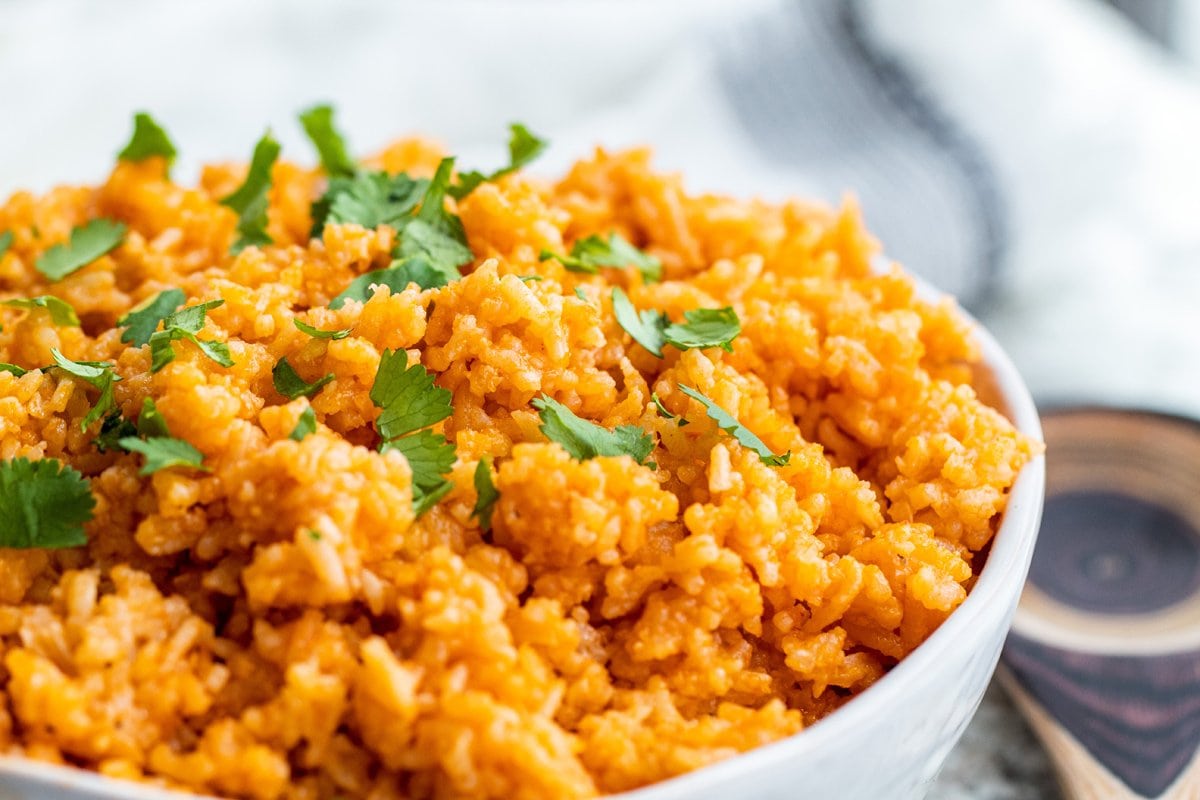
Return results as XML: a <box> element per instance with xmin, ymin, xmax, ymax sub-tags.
<box><xmin>119</xmin><ymin>288</ymin><xmax>186</xmax><ymax>346</ymax></box>
<box><xmin>0</xmin><ymin>457</ymin><xmax>95</xmax><ymax>549</ymax></box>
<box><xmin>0</xmin><ymin>231</ymin><xmax>13</xmax><ymax>260</ymax></box>
<box><xmin>471</xmin><ymin>457</ymin><xmax>499</xmax><ymax>533</ymax></box>
<box><xmin>273</xmin><ymin>357</ymin><xmax>334</xmax><ymax>400</ymax></box>
<box><xmin>677</xmin><ymin>384</ymin><xmax>790</xmax><ymax>467</ymax></box>
<box><xmin>118</xmin><ymin>112</ymin><xmax>177</xmax><ymax>174</ymax></box>
<box><xmin>611</xmin><ymin>288</ymin><xmax>739</xmax><ymax>358</ymax></box>
<box><xmin>220</xmin><ymin>131</ymin><xmax>280</xmax><ymax>253</ymax></box>
<box><xmin>369</xmin><ymin>349</ymin><xmax>456</xmax><ymax>516</ymax></box>
<box><xmin>147</xmin><ymin>299</ymin><xmax>233</xmax><ymax>372</ymax></box>
<box><xmin>289</xmin><ymin>405</ymin><xmax>317</xmax><ymax>441</ymax></box>
<box><xmin>2</xmin><ymin>296</ymin><xmax>80</xmax><ymax>327</ymax></box>
<box><xmin>118</xmin><ymin>436</ymin><xmax>207</xmax><ymax>476</ymax></box>
<box><xmin>36</xmin><ymin>219</ymin><xmax>127</xmax><ymax>281</ymax></box>
<box><xmin>51</xmin><ymin>349</ymin><xmax>120</xmax><ymax>430</ymax></box>
<box><xmin>0</xmin><ymin>363</ymin><xmax>28</xmax><ymax>377</ymax></box>
<box><xmin>449</xmin><ymin>123</ymin><xmax>548</xmax><ymax>200</ymax></box>
<box><xmin>293</xmin><ymin>318</ymin><xmax>351</xmax><ymax>340</ymax></box>
<box><xmin>541</xmin><ymin>232</ymin><xmax>661</xmax><ymax>283</ymax></box>
<box><xmin>298</xmin><ymin>104</ymin><xmax>357</xmax><ymax>178</ymax></box>
<box><xmin>532</xmin><ymin>395</ymin><xmax>654</xmax><ymax>465</ymax></box>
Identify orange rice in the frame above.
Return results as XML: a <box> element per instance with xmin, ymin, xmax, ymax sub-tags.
<box><xmin>0</xmin><ymin>137</ymin><xmax>1038</xmax><ymax>799</ymax></box>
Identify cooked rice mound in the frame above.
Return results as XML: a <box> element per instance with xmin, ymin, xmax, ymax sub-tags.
<box><xmin>0</xmin><ymin>141</ymin><xmax>1037</xmax><ymax>799</ymax></box>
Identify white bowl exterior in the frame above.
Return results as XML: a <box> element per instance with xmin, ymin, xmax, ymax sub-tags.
<box><xmin>0</xmin><ymin>298</ymin><xmax>1045</xmax><ymax>800</ymax></box>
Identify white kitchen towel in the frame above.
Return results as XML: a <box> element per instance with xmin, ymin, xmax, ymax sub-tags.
<box><xmin>1</xmin><ymin>0</ymin><xmax>1198</xmax><ymax>415</ymax></box>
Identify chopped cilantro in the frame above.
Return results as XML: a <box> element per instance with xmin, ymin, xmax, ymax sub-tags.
<box><xmin>289</xmin><ymin>405</ymin><xmax>317</xmax><ymax>441</ymax></box>
<box><xmin>2</xmin><ymin>296</ymin><xmax>80</xmax><ymax>327</ymax></box>
<box><xmin>379</xmin><ymin>429</ymin><xmax>456</xmax><ymax>515</ymax></box>
<box><xmin>137</xmin><ymin>397</ymin><xmax>170</xmax><ymax>438</ymax></box>
<box><xmin>117</xmin><ymin>436</ymin><xmax>207</xmax><ymax>476</ymax></box>
<box><xmin>651</xmin><ymin>392</ymin><xmax>688</xmax><ymax>426</ymax></box>
<box><xmin>50</xmin><ymin>348</ymin><xmax>119</xmax><ymax>430</ymax></box>
<box><xmin>531</xmin><ymin>395</ymin><xmax>654</xmax><ymax>465</ymax></box>
<box><xmin>311</xmin><ymin>170</ymin><xmax>427</xmax><ymax>236</ymax></box>
<box><xmin>329</xmin><ymin>259</ymin><xmax>447</xmax><ymax>309</ymax></box>
<box><xmin>0</xmin><ymin>363</ymin><xmax>28</xmax><ymax>377</ymax></box>
<box><xmin>118</xmin><ymin>288</ymin><xmax>185</xmax><ymax>346</ymax></box>
<box><xmin>117</xmin><ymin>112</ymin><xmax>177</xmax><ymax>173</ymax></box>
<box><xmin>611</xmin><ymin>288</ymin><xmax>740</xmax><ymax>358</ymax></box>
<box><xmin>369</xmin><ymin>349</ymin><xmax>456</xmax><ymax>516</ymax></box>
<box><xmin>298</xmin><ymin>104</ymin><xmax>356</xmax><ymax>178</ymax></box>
<box><xmin>370</xmin><ymin>349</ymin><xmax>453</xmax><ymax>441</ymax></box>
<box><xmin>273</xmin><ymin>357</ymin><xmax>334</xmax><ymax>400</ymax></box>
<box><xmin>220</xmin><ymin>132</ymin><xmax>280</xmax><ymax>253</ymax></box>
<box><xmin>0</xmin><ymin>457</ymin><xmax>95</xmax><ymax>548</ymax></box>
<box><xmin>147</xmin><ymin>299</ymin><xmax>233</xmax><ymax>372</ymax></box>
<box><xmin>307</xmin><ymin>529</ymin><xmax>322</xmax><ymax>541</ymax></box>
<box><xmin>0</xmin><ymin>230</ymin><xmax>12</xmax><ymax>259</ymax></box>
<box><xmin>677</xmin><ymin>384</ymin><xmax>790</xmax><ymax>466</ymax></box>
<box><xmin>450</xmin><ymin>122</ymin><xmax>548</xmax><ymax>200</ymax></box>
<box><xmin>517</xmin><ymin>275</ymin><xmax>543</xmax><ymax>283</ymax></box>
<box><xmin>395</xmin><ymin>217</ymin><xmax>473</xmax><ymax>273</ymax></box>
<box><xmin>541</xmin><ymin>232</ymin><xmax>661</xmax><ymax>283</ymax></box>
<box><xmin>574</xmin><ymin>286</ymin><xmax>590</xmax><ymax>302</ymax></box>
<box><xmin>94</xmin><ymin>410</ymin><xmax>137</xmax><ymax>453</ymax></box>
<box><xmin>472</xmin><ymin>456</ymin><xmax>499</xmax><ymax>533</ymax></box>
<box><xmin>293</xmin><ymin>318</ymin><xmax>352</xmax><ymax>340</ymax></box>
<box><xmin>36</xmin><ymin>219</ymin><xmax>127</xmax><ymax>281</ymax></box>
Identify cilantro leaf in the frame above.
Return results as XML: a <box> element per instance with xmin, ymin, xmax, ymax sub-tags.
<box><xmin>651</xmin><ymin>392</ymin><xmax>688</xmax><ymax>426</ymax></box>
<box><xmin>380</xmin><ymin>429</ymin><xmax>456</xmax><ymax>516</ymax></box>
<box><xmin>220</xmin><ymin>132</ymin><xmax>280</xmax><ymax>253</ymax></box>
<box><xmin>415</xmin><ymin>158</ymin><xmax>467</xmax><ymax>242</ymax></box>
<box><xmin>369</xmin><ymin>349</ymin><xmax>452</xmax><ymax>441</ymax></box>
<box><xmin>663</xmin><ymin>308</ymin><xmax>740</xmax><ymax>353</ymax></box>
<box><xmin>117</xmin><ymin>112</ymin><xmax>177</xmax><ymax>173</ymax></box>
<box><xmin>0</xmin><ymin>230</ymin><xmax>12</xmax><ymax>260</ymax></box>
<box><xmin>0</xmin><ymin>457</ymin><xmax>95</xmax><ymax>548</ymax></box>
<box><xmin>311</xmin><ymin>171</ymin><xmax>427</xmax><ymax>236</ymax></box>
<box><xmin>450</xmin><ymin>122</ymin><xmax>548</xmax><ymax>200</ymax></box>
<box><xmin>36</xmin><ymin>219</ymin><xmax>127</xmax><ymax>281</ymax></box>
<box><xmin>677</xmin><ymin>384</ymin><xmax>790</xmax><ymax>466</ymax></box>
<box><xmin>531</xmin><ymin>394</ymin><xmax>654</xmax><ymax>465</ymax></box>
<box><xmin>50</xmin><ymin>348</ymin><xmax>119</xmax><ymax>430</ymax></box>
<box><xmin>611</xmin><ymin>287</ymin><xmax>666</xmax><ymax>358</ymax></box>
<box><xmin>273</xmin><ymin>357</ymin><xmax>334</xmax><ymax>400</ymax></box>
<box><xmin>298</xmin><ymin>104</ymin><xmax>356</xmax><ymax>178</ymax></box>
<box><xmin>328</xmin><ymin>258</ymin><xmax>449</xmax><ymax>309</ymax></box>
<box><xmin>0</xmin><ymin>363</ymin><xmax>28</xmax><ymax>377</ymax></box>
<box><xmin>289</xmin><ymin>405</ymin><xmax>317</xmax><ymax>441</ymax></box>
<box><xmin>395</xmin><ymin>217</ymin><xmax>473</xmax><ymax>272</ymax></box>
<box><xmin>293</xmin><ymin>318</ymin><xmax>351</xmax><ymax>340</ymax></box>
<box><xmin>137</xmin><ymin>397</ymin><xmax>169</xmax><ymax>438</ymax></box>
<box><xmin>2</xmin><ymin>296</ymin><xmax>80</xmax><ymax>327</ymax></box>
<box><xmin>94</xmin><ymin>410</ymin><xmax>137</xmax><ymax>453</ymax></box>
<box><xmin>541</xmin><ymin>232</ymin><xmax>661</xmax><ymax>283</ymax></box>
<box><xmin>118</xmin><ymin>288</ymin><xmax>185</xmax><ymax>346</ymax></box>
<box><xmin>472</xmin><ymin>456</ymin><xmax>499</xmax><ymax>533</ymax></box>
<box><xmin>117</xmin><ymin>436</ymin><xmax>208</xmax><ymax>476</ymax></box>
<box><xmin>147</xmin><ymin>299</ymin><xmax>233</xmax><ymax>372</ymax></box>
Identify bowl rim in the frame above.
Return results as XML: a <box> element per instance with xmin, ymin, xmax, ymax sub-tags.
<box><xmin>0</xmin><ymin>287</ymin><xmax>1046</xmax><ymax>800</ymax></box>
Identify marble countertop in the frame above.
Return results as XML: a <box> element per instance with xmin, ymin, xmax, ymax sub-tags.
<box><xmin>930</xmin><ymin>683</ymin><xmax>1062</xmax><ymax>799</ymax></box>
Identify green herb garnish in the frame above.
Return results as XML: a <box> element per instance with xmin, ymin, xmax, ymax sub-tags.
<box><xmin>147</xmin><ymin>299</ymin><xmax>233</xmax><ymax>372</ymax></box>
<box><xmin>298</xmin><ymin>104</ymin><xmax>356</xmax><ymax>178</ymax></box>
<box><xmin>311</xmin><ymin>171</ymin><xmax>427</xmax><ymax>236</ymax></box>
<box><xmin>94</xmin><ymin>410</ymin><xmax>137</xmax><ymax>453</ymax></box>
<box><xmin>450</xmin><ymin>123</ymin><xmax>548</xmax><ymax>200</ymax></box>
<box><xmin>117</xmin><ymin>112</ymin><xmax>177</xmax><ymax>173</ymax></box>
<box><xmin>50</xmin><ymin>348</ymin><xmax>120</xmax><ymax>430</ymax></box>
<box><xmin>0</xmin><ymin>457</ymin><xmax>95</xmax><ymax>548</ymax></box>
<box><xmin>35</xmin><ymin>219</ymin><xmax>127</xmax><ymax>281</ymax></box>
<box><xmin>220</xmin><ymin>132</ymin><xmax>280</xmax><ymax>253</ymax></box>
<box><xmin>273</xmin><ymin>357</ymin><xmax>334</xmax><ymax>400</ymax></box>
<box><xmin>289</xmin><ymin>405</ymin><xmax>317</xmax><ymax>441</ymax></box>
<box><xmin>651</xmin><ymin>392</ymin><xmax>688</xmax><ymax>426</ymax></box>
<box><xmin>611</xmin><ymin>287</ymin><xmax>739</xmax><ymax>358</ymax></box>
<box><xmin>117</xmin><ymin>436</ymin><xmax>207</xmax><ymax>476</ymax></box>
<box><xmin>136</xmin><ymin>397</ymin><xmax>169</xmax><ymax>438</ymax></box>
<box><xmin>531</xmin><ymin>394</ymin><xmax>654</xmax><ymax>465</ymax></box>
<box><xmin>0</xmin><ymin>231</ymin><xmax>12</xmax><ymax>260</ymax></box>
<box><xmin>2</xmin><ymin>296</ymin><xmax>80</xmax><ymax>327</ymax></box>
<box><xmin>471</xmin><ymin>456</ymin><xmax>500</xmax><ymax>533</ymax></box>
<box><xmin>677</xmin><ymin>384</ymin><xmax>790</xmax><ymax>466</ymax></box>
<box><xmin>118</xmin><ymin>288</ymin><xmax>186</xmax><ymax>346</ymax></box>
<box><xmin>370</xmin><ymin>349</ymin><xmax>456</xmax><ymax>516</ymax></box>
<box><xmin>0</xmin><ymin>363</ymin><xmax>28</xmax><ymax>377</ymax></box>
<box><xmin>541</xmin><ymin>232</ymin><xmax>661</xmax><ymax>283</ymax></box>
<box><xmin>293</xmin><ymin>318</ymin><xmax>352</xmax><ymax>340</ymax></box>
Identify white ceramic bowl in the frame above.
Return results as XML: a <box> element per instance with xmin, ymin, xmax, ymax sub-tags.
<box><xmin>0</xmin><ymin>300</ymin><xmax>1045</xmax><ymax>800</ymax></box>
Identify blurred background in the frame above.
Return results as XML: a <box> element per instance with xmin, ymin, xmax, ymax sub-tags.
<box><xmin>4</xmin><ymin>0</ymin><xmax>1199</xmax><ymax>796</ymax></box>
